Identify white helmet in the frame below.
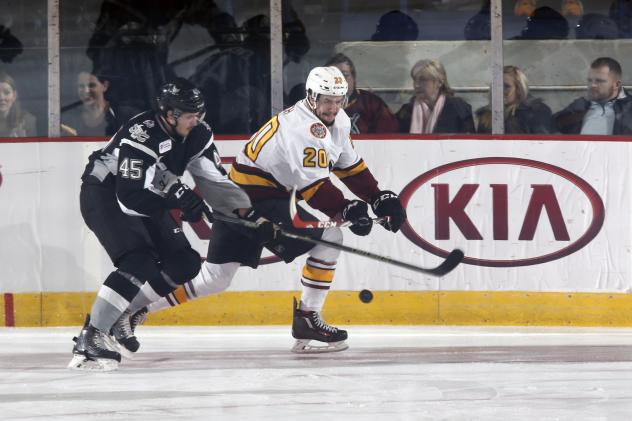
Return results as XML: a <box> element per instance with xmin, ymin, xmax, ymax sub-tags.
<box><xmin>305</xmin><ymin>66</ymin><xmax>348</xmax><ymax>106</ymax></box>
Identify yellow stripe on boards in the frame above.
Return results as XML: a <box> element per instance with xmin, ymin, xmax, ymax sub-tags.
<box><xmin>4</xmin><ymin>291</ymin><xmax>632</xmax><ymax>327</ymax></box>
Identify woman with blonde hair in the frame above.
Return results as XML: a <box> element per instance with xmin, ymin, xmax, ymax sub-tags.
<box><xmin>396</xmin><ymin>59</ymin><xmax>474</xmax><ymax>134</ymax></box>
<box><xmin>476</xmin><ymin>65</ymin><xmax>553</xmax><ymax>134</ymax></box>
<box><xmin>0</xmin><ymin>71</ymin><xmax>36</xmax><ymax>137</ymax></box>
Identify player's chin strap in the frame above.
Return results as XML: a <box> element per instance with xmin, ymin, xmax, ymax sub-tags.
<box><xmin>289</xmin><ymin>187</ymin><xmax>388</xmax><ymax>229</ymax></box>
<box><xmin>201</xmin><ymin>205</ymin><xmax>464</xmax><ymax>278</ymax></box>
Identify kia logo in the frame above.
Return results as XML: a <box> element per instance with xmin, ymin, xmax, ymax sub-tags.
<box><xmin>399</xmin><ymin>157</ymin><xmax>605</xmax><ymax>267</ymax></box>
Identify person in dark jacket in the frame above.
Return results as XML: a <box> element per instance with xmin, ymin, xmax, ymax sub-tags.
<box><xmin>396</xmin><ymin>59</ymin><xmax>474</xmax><ymax>134</ymax></box>
<box><xmin>553</xmin><ymin>57</ymin><xmax>632</xmax><ymax>135</ymax></box>
<box><xmin>477</xmin><ymin>65</ymin><xmax>553</xmax><ymax>134</ymax></box>
<box><xmin>325</xmin><ymin>53</ymin><xmax>398</xmax><ymax>134</ymax></box>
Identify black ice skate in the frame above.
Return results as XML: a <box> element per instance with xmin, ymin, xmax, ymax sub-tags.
<box><xmin>291</xmin><ymin>297</ymin><xmax>348</xmax><ymax>353</ymax></box>
<box><xmin>107</xmin><ymin>307</ymin><xmax>148</xmax><ymax>359</ymax></box>
<box><xmin>67</xmin><ymin>314</ymin><xmax>121</xmax><ymax>371</ymax></box>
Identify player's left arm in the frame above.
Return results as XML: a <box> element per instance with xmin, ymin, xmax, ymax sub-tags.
<box><xmin>187</xmin><ymin>142</ymin><xmax>252</xmax><ymax>215</ymax></box>
<box><xmin>334</xmin><ymin>136</ymin><xmax>407</xmax><ymax>232</ymax></box>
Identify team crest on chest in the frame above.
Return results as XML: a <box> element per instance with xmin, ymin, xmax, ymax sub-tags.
<box><xmin>129</xmin><ymin>124</ymin><xmax>149</xmax><ymax>142</ymax></box>
<box><xmin>310</xmin><ymin>122</ymin><xmax>327</xmax><ymax>139</ymax></box>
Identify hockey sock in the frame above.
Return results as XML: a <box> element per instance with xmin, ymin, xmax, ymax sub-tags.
<box><xmin>299</xmin><ymin>257</ymin><xmax>336</xmax><ymax>311</ymax></box>
<box><xmin>127</xmin><ymin>282</ymin><xmax>162</xmax><ymax>314</ymax></box>
<box><xmin>91</xmin><ymin>271</ymin><xmax>141</xmax><ymax>332</ymax></box>
<box><xmin>147</xmin><ymin>262</ymin><xmax>240</xmax><ymax>313</ymax></box>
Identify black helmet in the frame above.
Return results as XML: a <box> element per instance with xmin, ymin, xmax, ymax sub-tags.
<box><xmin>157</xmin><ymin>78</ymin><xmax>205</xmax><ymax>118</ymax></box>
<box><xmin>519</xmin><ymin>6</ymin><xmax>569</xmax><ymax>39</ymax></box>
<box><xmin>371</xmin><ymin>10</ymin><xmax>419</xmax><ymax>41</ymax></box>
<box><xmin>576</xmin><ymin>13</ymin><xmax>619</xmax><ymax>39</ymax></box>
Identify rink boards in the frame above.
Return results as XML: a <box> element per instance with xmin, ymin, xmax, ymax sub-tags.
<box><xmin>1</xmin><ymin>135</ymin><xmax>632</xmax><ymax>326</ymax></box>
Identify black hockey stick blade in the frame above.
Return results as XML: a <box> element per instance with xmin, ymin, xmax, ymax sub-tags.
<box><xmin>429</xmin><ymin>249</ymin><xmax>465</xmax><ymax>276</ymax></box>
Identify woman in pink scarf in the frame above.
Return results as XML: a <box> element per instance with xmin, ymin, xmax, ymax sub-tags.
<box><xmin>396</xmin><ymin>59</ymin><xmax>474</xmax><ymax>134</ymax></box>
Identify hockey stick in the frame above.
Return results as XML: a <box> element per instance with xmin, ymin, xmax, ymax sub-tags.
<box><xmin>202</xmin><ymin>208</ymin><xmax>464</xmax><ymax>277</ymax></box>
<box><xmin>289</xmin><ymin>187</ymin><xmax>389</xmax><ymax>229</ymax></box>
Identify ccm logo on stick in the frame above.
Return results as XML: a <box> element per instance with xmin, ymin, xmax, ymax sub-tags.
<box><xmin>399</xmin><ymin>157</ymin><xmax>605</xmax><ymax>267</ymax></box>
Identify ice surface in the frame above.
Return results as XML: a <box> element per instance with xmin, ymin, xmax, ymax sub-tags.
<box><xmin>1</xmin><ymin>326</ymin><xmax>632</xmax><ymax>420</ymax></box>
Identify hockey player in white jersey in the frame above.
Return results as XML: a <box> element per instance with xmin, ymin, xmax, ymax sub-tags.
<box><xmin>143</xmin><ymin>66</ymin><xmax>406</xmax><ymax>353</ymax></box>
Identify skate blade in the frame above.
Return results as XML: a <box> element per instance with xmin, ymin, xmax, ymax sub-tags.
<box><xmin>67</xmin><ymin>354</ymin><xmax>119</xmax><ymax>371</ymax></box>
<box><xmin>103</xmin><ymin>335</ymin><xmax>136</xmax><ymax>360</ymax></box>
<box><xmin>291</xmin><ymin>339</ymin><xmax>349</xmax><ymax>354</ymax></box>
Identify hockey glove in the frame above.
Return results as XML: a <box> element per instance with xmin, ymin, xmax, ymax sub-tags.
<box><xmin>167</xmin><ymin>182</ymin><xmax>205</xmax><ymax>222</ymax></box>
<box><xmin>242</xmin><ymin>208</ymin><xmax>281</xmax><ymax>246</ymax></box>
<box><xmin>151</xmin><ymin>161</ymin><xmax>179</xmax><ymax>193</ymax></box>
<box><xmin>342</xmin><ymin>200</ymin><xmax>372</xmax><ymax>236</ymax></box>
<box><xmin>371</xmin><ymin>190</ymin><xmax>407</xmax><ymax>233</ymax></box>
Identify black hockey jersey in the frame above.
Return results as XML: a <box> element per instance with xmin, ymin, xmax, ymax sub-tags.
<box><xmin>81</xmin><ymin>110</ymin><xmax>228</xmax><ymax>217</ymax></box>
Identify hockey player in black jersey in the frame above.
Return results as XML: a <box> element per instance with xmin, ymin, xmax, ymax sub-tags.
<box><xmin>68</xmin><ymin>79</ymin><xmax>277</xmax><ymax>371</ymax></box>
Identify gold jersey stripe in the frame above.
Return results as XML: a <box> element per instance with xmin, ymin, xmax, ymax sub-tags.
<box><xmin>302</xmin><ymin>264</ymin><xmax>335</xmax><ymax>282</ymax></box>
<box><xmin>229</xmin><ymin>166</ymin><xmax>279</xmax><ymax>188</ymax></box>
<box><xmin>300</xmin><ymin>180</ymin><xmax>325</xmax><ymax>202</ymax></box>
<box><xmin>333</xmin><ymin>159</ymin><xmax>367</xmax><ymax>179</ymax></box>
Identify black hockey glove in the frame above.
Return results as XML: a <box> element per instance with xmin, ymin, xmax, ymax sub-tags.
<box><xmin>167</xmin><ymin>182</ymin><xmax>206</xmax><ymax>223</ymax></box>
<box><xmin>342</xmin><ymin>200</ymin><xmax>372</xmax><ymax>236</ymax></box>
<box><xmin>242</xmin><ymin>208</ymin><xmax>281</xmax><ymax>246</ymax></box>
<box><xmin>371</xmin><ymin>190</ymin><xmax>407</xmax><ymax>233</ymax></box>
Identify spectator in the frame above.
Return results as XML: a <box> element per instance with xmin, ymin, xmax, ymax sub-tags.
<box><xmin>324</xmin><ymin>53</ymin><xmax>398</xmax><ymax>134</ymax></box>
<box><xmin>464</xmin><ymin>1</ymin><xmax>491</xmax><ymax>40</ymax></box>
<box><xmin>514</xmin><ymin>0</ymin><xmax>536</xmax><ymax>17</ymax></box>
<box><xmin>61</xmin><ymin>71</ymin><xmax>138</xmax><ymax>137</ymax></box>
<box><xmin>0</xmin><ymin>25</ymin><xmax>23</xmax><ymax>63</ymax></box>
<box><xmin>562</xmin><ymin>0</ymin><xmax>584</xmax><ymax>17</ymax></box>
<box><xmin>610</xmin><ymin>0</ymin><xmax>632</xmax><ymax>38</ymax></box>
<box><xmin>575</xmin><ymin>13</ymin><xmax>619</xmax><ymax>39</ymax></box>
<box><xmin>516</xmin><ymin>6</ymin><xmax>569</xmax><ymax>39</ymax></box>
<box><xmin>86</xmin><ymin>0</ymin><xmax>205</xmax><ymax>111</ymax></box>
<box><xmin>396</xmin><ymin>59</ymin><xmax>474</xmax><ymax>134</ymax></box>
<box><xmin>370</xmin><ymin>10</ymin><xmax>418</xmax><ymax>41</ymax></box>
<box><xmin>190</xmin><ymin>10</ymin><xmax>310</xmax><ymax>134</ymax></box>
<box><xmin>553</xmin><ymin>57</ymin><xmax>632</xmax><ymax>135</ymax></box>
<box><xmin>476</xmin><ymin>65</ymin><xmax>553</xmax><ymax>134</ymax></box>
<box><xmin>0</xmin><ymin>71</ymin><xmax>36</xmax><ymax>137</ymax></box>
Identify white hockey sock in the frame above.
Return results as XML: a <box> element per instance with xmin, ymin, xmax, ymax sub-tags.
<box><xmin>147</xmin><ymin>262</ymin><xmax>240</xmax><ymax>313</ymax></box>
<box><xmin>299</xmin><ymin>227</ymin><xmax>341</xmax><ymax>312</ymax></box>
<box><xmin>128</xmin><ymin>282</ymin><xmax>161</xmax><ymax>314</ymax></box>
<box><xmin>299</xmin><ymin>257</ymin><xmax>337</xmax><ymax>311</ymax></box>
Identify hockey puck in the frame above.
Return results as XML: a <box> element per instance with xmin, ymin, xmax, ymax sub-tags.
<box><xmin>359</xmin><ymin>289</ymin><xmax>373</xmax><ymax>303</ymax></box>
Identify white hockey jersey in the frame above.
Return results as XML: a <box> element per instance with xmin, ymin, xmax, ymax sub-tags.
<box><xmin>229</xmin><ymin>99</ymin><xmax>377</xmax><ymax>216</ymax></box>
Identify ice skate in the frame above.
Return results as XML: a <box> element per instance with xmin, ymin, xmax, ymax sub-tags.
<box><xmin>67</xmin><ymin>314</ymin><xmax>121</xmax><ymax>371</ymax></box>
<box><xmin>107</xmin><ymin>307</ymin><xmax>148</xmax><ymax>359</ymax></box>
<box><xmin>291</xmin><ymin>297</ymin><xmax>348</xmax><ymax>353</ymax></box>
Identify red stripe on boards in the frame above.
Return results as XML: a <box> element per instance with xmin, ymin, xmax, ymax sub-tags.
<box><xmin>4</xmin><ymin>293</ymin><xmax>14</xmax><ymax>327</ymax></box>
